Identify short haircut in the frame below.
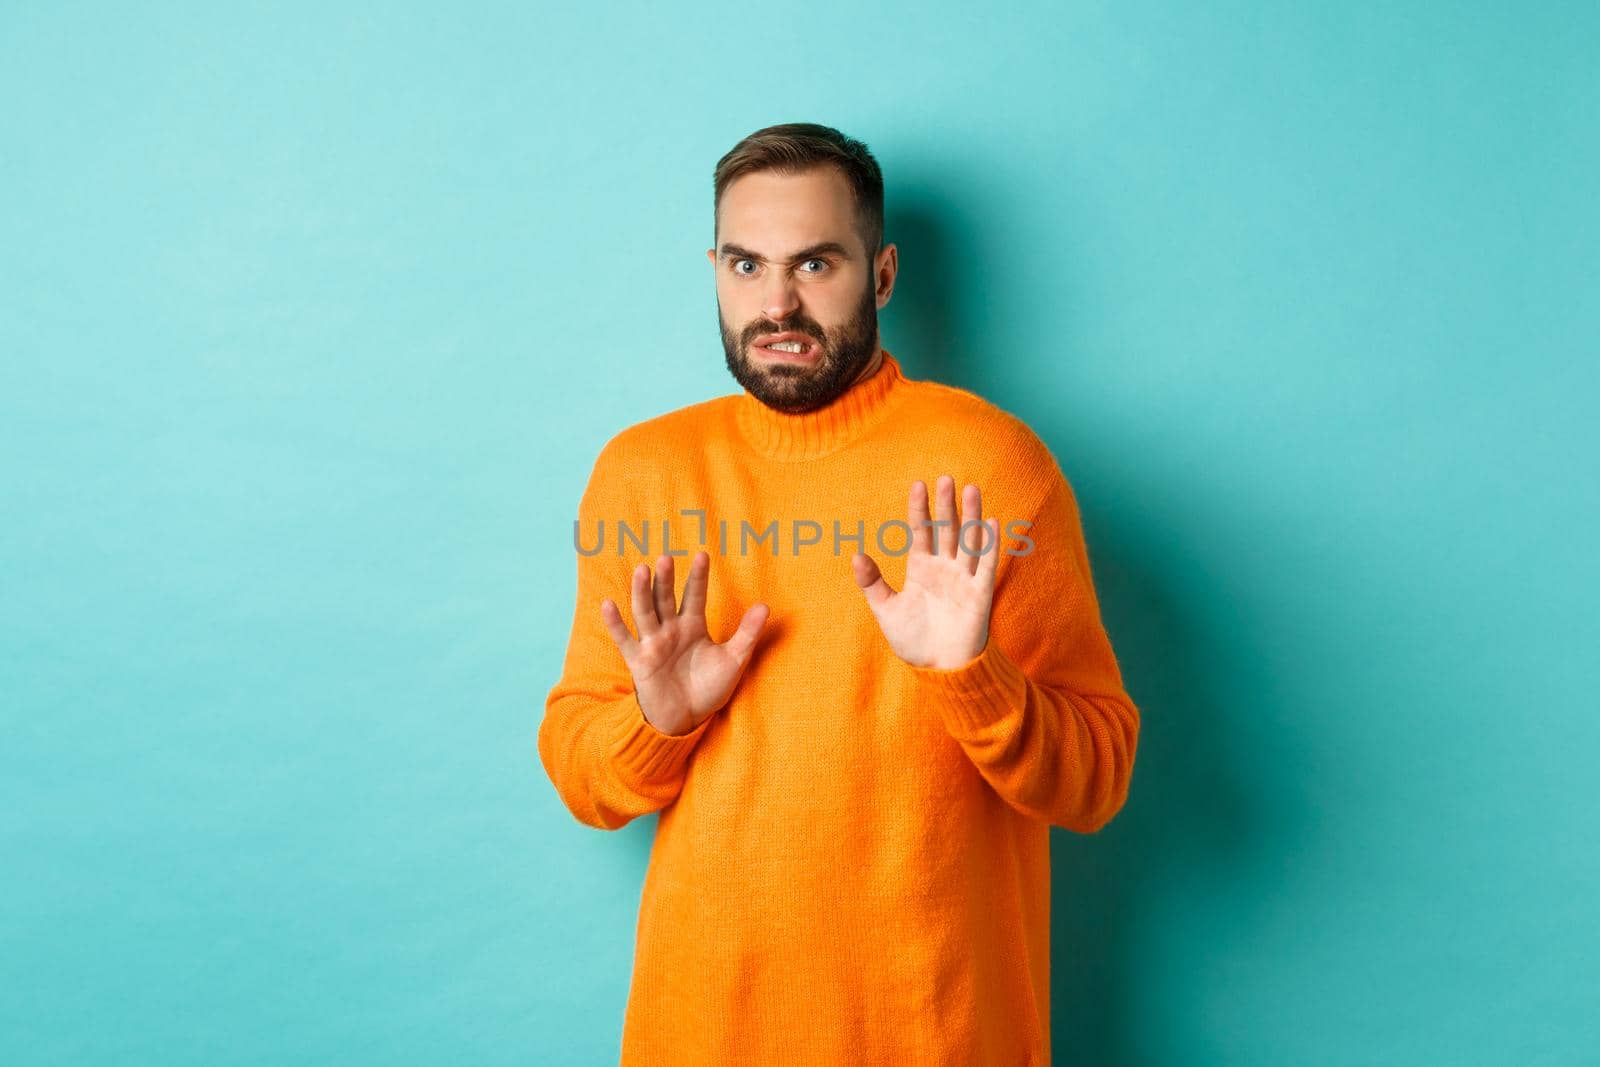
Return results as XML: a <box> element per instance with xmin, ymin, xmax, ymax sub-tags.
<box><xmin>713</xmin><ymin>122</ymin><xmax>885</xmax><ymax>260</ymax></box>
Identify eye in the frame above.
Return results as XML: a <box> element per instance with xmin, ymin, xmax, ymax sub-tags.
<box><xmin>800</xmin><ymin>258</ymin><xmax>828</xmax><ymax>273</ymax></box>
<box><xmin>732</xmin><ymin>259</ymin><xmax>757</xmax><ymax>275</ymax></box>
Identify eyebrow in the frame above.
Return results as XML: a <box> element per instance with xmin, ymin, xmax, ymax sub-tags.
<box><xmin>718</xmin><ymin>241</ymin><xmax>853</xmax><ymax>263</ymax></box>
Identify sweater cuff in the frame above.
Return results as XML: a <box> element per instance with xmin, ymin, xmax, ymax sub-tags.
<box><xmin>901</xmin><ymin>640</ymin><xmax>1030</xmax><ymax>737</ymax></box>
<box><xmin>608</xmin><ymin>690</ymin><xmax>715</xmax><ymax>789</ymax></box>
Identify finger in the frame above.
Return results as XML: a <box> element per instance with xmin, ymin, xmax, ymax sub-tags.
<box><xmin>631</xmin><ymin>561</ymin><xmax>659</xmax><ymax>635</ymax></box>
<box><xmin>960</xmin><ymin>483</ymin><xmax>984</xmax><ymax>576</ymax></box>
<box><xmin>679</xmin><ymin>550</ymin><xmax>709</xmax><ymax>618</ymax></box>
<box><xmin>908</xmin><ymin>480</ymin><xmax>933</xmax><ymax>555</ymax></box>
<box><xmin>934</xmin><ymin>475</ymin><xmax>958</xmax><ymax>558</ymax></box>
<box><xmin>976</xmin><ymin>518</ymin><xmax>1001</xmax><ymax>588</ymax></box>
<box><xmin>652</xmin><ymin>555</ymin><xmax>677</xmax><ymax>621</ymax></box>
<box><xmin>722</xmin><ymin>601</ymin><xmax>770</xmax><ymax>664</ymax></box>
<box><xmin>851</xmin><ymin>551</ymin><xmax>896</xmax><ymax>609</ymax></box>
<box><xmin>599</xmin><ymin>598</ymin><xmax>638</xmax><ymax>661</ymax></box>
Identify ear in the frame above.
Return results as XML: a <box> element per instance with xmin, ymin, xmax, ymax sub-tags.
<box><xmin>874</xmin><ymin>242</ymin><xmax>898</xmax><ymax>305</ymax></box>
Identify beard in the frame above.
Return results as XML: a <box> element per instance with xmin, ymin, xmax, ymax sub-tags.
<box><xmin>719</xmin><ymin>277</ymin><xmax>880</xmax><ymax>414</ymax></box>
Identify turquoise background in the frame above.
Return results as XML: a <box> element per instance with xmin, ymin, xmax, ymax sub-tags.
<box><xmin>3</xmin><ymin>2</ymin><xmax>1595</xmax><ymax>1064</ymax></box>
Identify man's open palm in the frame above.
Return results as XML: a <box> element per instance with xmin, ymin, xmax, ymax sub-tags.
<box><xmin>853</xmin><ymin>475</ymin><xmax>1001</xmax><ymax>670</ymax></box>
<box><xmin>600</xmin><ymin>550</ymin><xmax>769</xmax><ymax>736</ymax></box>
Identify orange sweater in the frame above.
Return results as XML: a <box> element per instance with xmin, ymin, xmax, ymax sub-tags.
<box><xmin>539</xmin><ymin>350</ymin><xmax>1139</xmax><ymax>1066</ymax></box>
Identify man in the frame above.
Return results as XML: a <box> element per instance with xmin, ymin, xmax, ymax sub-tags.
<box><xmin>539</xmin><ymin>122</ymin><xmax>1139</xmax><ymax>1067</ymax></box>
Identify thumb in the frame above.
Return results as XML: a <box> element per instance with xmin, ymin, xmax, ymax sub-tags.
<box><xmin>851</xmin><ymin>552</ymin><xmax>896</xmax><ymax>610</ymax></box>
<box><xmin>721</xmin><ymin>601</ymin><xmax>770</xmax><ymax>664</ymax></box>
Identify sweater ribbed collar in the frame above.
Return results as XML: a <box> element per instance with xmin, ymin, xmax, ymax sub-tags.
<box><xmin>733</xmin><ymin>349</ymin><xmax>907</xmax><ymax>461</ymax></box>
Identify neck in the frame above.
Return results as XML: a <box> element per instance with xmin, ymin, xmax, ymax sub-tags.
<box><xmin>849</xmin><ymin>346</ymin><xmax>884</xmax><ymax>388</ymax></box>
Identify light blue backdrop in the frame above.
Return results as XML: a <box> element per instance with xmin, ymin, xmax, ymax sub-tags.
<box><xmin>3</xmin><ymin>3</ymin><xmax>1595</xmax><ymax>1064</ymax></box>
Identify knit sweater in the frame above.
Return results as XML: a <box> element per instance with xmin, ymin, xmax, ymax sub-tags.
<box><xmin>539</xmin><ymin>349</ymin><xmax>1139</xmax><ymax>1067</ymax></box>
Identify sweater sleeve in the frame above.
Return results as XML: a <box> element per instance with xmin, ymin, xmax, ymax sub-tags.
<box><xmin>899</xmin><ymin>454</ymin><xmax>1140</xmax><ymax>833</ymax></box>
<box><xmin>537</xmin><ymin>441</ymin><xmax>715</xmax><ymax>830</ymax></box>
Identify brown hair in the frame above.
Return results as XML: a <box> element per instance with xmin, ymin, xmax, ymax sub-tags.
<box><xmin>713</xmin><ymin>122</ymin><xmax>885</xmax><ymax>260</ymax></box>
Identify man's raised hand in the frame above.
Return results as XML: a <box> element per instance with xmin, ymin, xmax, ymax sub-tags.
<box><xmin>851</xmin><ymin>475</ymin><xmax>1001</xmax><ymax>670</ymax></box>
<box><xmin>600</xmin><ymin>550</ymin><xmax>770</xmax><ymax>736</ymax></box>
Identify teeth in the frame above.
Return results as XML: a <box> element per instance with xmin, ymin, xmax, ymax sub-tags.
<box><xmin>767</xmin><ymin>341</ymin><xmax>807</xmax><ymax>353</ymax></box>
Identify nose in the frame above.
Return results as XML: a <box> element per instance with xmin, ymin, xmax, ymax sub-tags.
<box><xmin>761</xmin><ymin>272</ymin><xmax>800</xmax><ymax>323</ymax></box>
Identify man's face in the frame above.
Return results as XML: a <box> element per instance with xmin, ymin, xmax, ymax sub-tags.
<box><xmin>708</xmin><ymin>166</ymin><xmax>895</xmax><ymax>413</ymax></box>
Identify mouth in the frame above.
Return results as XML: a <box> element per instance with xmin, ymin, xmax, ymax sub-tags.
<box><xmin>751</xmin><ymin>332</ymin><xmax>820</xmax><ymax>363</ymax></box>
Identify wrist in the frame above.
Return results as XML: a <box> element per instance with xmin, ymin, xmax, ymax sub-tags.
<box><xmin>636</xmin><ymin>691</ymin><xmax>695</xmax><ymax>737</ymax></box>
